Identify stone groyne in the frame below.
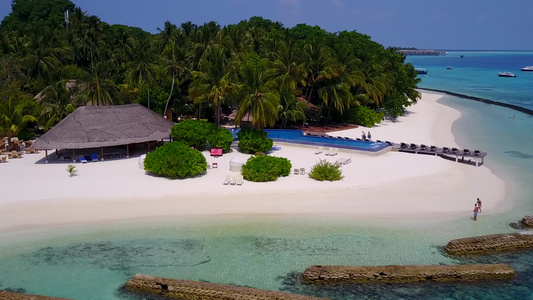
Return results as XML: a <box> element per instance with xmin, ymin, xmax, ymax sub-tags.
<box><xmin>124</xmin><ymin>274</ymin><xmax>326</xmax><ymax>300</ymax></box>
<box><xmin>418</xmin><ymin>87</ymin><xmax>533</xmax><ymax>116</ymax></box>
<box><xmin>0</xmin><ymin>290</ymin><xmax>71</xmax><ymax>300</ymax></box>
<box><xmin>444</xmin><ymin>233</ymin><xmax>533</xmax><ymax>255</ymax></box>
<box><xmin>301</xmin><ymin>264</ymin><xmax>516</xmax><ymax>284</ymax></box>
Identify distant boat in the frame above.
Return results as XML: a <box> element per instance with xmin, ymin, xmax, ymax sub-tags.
<box><xmin>498</xmin><ymin>72</ymin><xmax>517</xmax><ymax>77</ymax></box>
<box><xmin>415</xmin><ymin>68</ymin><xmax>428</xmax><ymax>75</ymax></box>
<box><xmin>460</xmin><ymin>55</ymin><xmax>464</xmax><ymax>58</ymax></box>
<box><xmin>521</xmin><ymin>66</ymin><xmax>533</xmax><ymax>71</ymax></box>
<box><xmin>446</xmin><ymin>66</ymin><xmax>453</xmax><ymax>70</ymax></box>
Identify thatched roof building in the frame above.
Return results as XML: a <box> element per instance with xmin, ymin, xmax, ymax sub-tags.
<box><xmin>227</xmin><ymin>110</ymin><xmax>254</xmax><ymax>123</ymax></box>
<box><xmin>32</xmin><ymin>104</ymin><xmax>173</xmax><ymax>150</ymax></box>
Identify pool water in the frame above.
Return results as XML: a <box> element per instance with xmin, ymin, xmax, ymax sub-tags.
<box><xmin>231</xmin><ymin>129</ymin><xmax>388</xmax><ymax>152</ymax></box>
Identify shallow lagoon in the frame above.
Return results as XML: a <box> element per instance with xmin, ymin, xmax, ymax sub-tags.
<box><xmin>1</xmin><ymin>95</ymin><xmax>533</xmax><ymax>299</ymax></box>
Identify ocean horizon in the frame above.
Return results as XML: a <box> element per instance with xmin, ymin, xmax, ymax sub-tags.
<box><xmin>1</xmin><ymin>51</ymin><xmax>533</xmax><ymax>299</ymax></box>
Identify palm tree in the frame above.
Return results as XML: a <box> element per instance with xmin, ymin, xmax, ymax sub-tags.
<box><xmin>232</xmin><ymin>52</ymin><xmax>280</xmax><ymax>128</ymax></box>
<box><xmin>78</xmin><ymin>62</ymin><xmax>118</xmax><ymax>106</ymax></box>
<box><xmin>0</xmin><ymin>97</ymin><xmax>37</xmax><ymax>139</ymax></box>
<box><xmin>127</xmin><ymin>37</ymin><xmax>155</xmax><ymax>109</ymax></box>
<box><xmin>40</xmin><ymin>80</ymin><xmax>78</xmax><ymax>129</ymax></box>
<box><xmin>272</xmin><ymin>34</ymin><xmax>307</xmax><ymax>89</ymax></box>
<box><xmin>161</xmin><ymin>39</ymin><xmax>190</xmax><ymax>117</ymax></box>
<box><xmin>318</xmin><ymin>76</ymin><xmax>354</xmax><ymax>124</ymax></box>
<box><xmin>278</xmin><ymin>81</ymin><xmax>307</xmax><ymax>128</ymax></box>
<box><xmin>189</xmin><ymin>44</ymin><xmax>231</xmax><ymax>127</ymax></box>
<box><xmin>303</xmin><ymin>43</ymin><xmax>340</xmax><ymax>107</ymax></box>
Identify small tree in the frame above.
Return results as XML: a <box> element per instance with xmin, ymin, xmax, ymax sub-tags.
<box><xmin>308</xmin><ymin>160</ymin><xmax>343</xmax><ymax>181</ymax></box>
<box><xmin>237</xmin><ymin>128</ymin><xmax>273</xmax><ymax>154</ymax></box>
<box><xmin>171</xmin><ymin>119</ymin><xmax>215</xmax><ymax>149</ymax></box>
<box><xmin>67</xmin><ymin>164</ymin><xmax>78</xmax><ymax>177</ymax></box>
<box><xmin>241</xmin><ymin>155</ymin><xmax>292</xmax><ymax>182</ymax></box>
<box><xmin>144</xmin><ymin>142</ymin><xmax>207</xmax><ymax>178</ymax></box>
<box><xmin>207</xmin><ymin>127</ymin><xmax>234</xmax><ymax>152</ymax></box>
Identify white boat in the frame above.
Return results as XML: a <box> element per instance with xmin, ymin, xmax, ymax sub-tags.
<box><xmin>498</xmin><ymin>72</ymin><xmax>516</xmax><ymax>77</ymax></box>
<box><xmin>446</xmin><ymin>66</ymin><xmax>453</xmax><ymax>70</ymax></box>
<box><xmin>521</xmin><ymin>66</ymin><xmax>533</xmax><ymax>71</ymax></box>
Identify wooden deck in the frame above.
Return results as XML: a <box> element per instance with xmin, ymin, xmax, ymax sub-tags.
<box><xmin>386</xmin><ymin>142</ymin><xmax>487</xmax><ymax>167</ymax></box>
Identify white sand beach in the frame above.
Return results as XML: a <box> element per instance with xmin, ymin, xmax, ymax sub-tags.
<box><xmin>0</xmin><ymin>92</ymin><xmax>506</xmax><ymax>232</ymax></box>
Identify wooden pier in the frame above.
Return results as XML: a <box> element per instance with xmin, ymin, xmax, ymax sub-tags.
<box><xmin>383</xmin><ymin>141</ymin><xmax>487</xmax><ymax>167</ymax></box>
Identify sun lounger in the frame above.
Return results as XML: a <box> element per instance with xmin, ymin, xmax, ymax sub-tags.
<box><xmin>294</xmin><ymin>168</ymin><xmax>300</xmax><ymax>175</ymax></box>
<box><xmin>7</xmin><ymin>152</ymin><xmax>13</xmax><ymax>159</ymax></box>
<box><xmin>430</xmin><ymin>145</ymin><xmax>437</xmax><ymax>151</ymax></box>
<box><xmin>442</xmin><ymin>147</ymin><xmax>450</xmax><ymax>153</ymax></box>
<box><xmin>210</xmin><ymin>148</ymin><xmax>223</xmax><ymax>157</ymax></box>
<box><xmin>336</xmin><ymin>157</ymin><xmax>351</xmax><ymax>166</ymax></box>
<box><xmin>236</xmin><ymin>175</ymin><xmax>243</xmax><ymax>185</ymax></box>
<box><xmin>79</xmin><ymin>155</ymin><xmax>88</xmax><ymax>163</ymax></box>
<box><xmin>400</xmin><ymin>143</ymin><xmax>408</xmax><ymax>149</ymax></box>
<box><xmin>315</xmin><ymin>147</ymin><xmax>323</xmax><ymax>155</ymax></box>
<box><xmin>1</xmin><ymin>155</ymin><xmax>6</xmax><ymax>163</ymax></box>
<box><xmin>299</xmin><ymin>167</ymin><xmax>306</xmax><ymax>175</ymax></box>
<box><xmin>223</xmin><ymin>175</ymin><xmax>231</xmax><ymax>185</ymax></box>
<box><xmin>230</xmin><ymin>175</ymin><xmax>237</xmax><ymax>185</ymax></box>
<box><xmin>328</xmin><ymin>148</ymin><xmax>338</xmax><ymax>156</ymax></box>
<box><xmin>212</xmin><ymin>162</ymin><xmax>218</xmax><ymax>168</ymax></box>
<box><xmin>91</xmin><ymin>153</ymin><xmax>98</xmax><ymax>162</ymax></box>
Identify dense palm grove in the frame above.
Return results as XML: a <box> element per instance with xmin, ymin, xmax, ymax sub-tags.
<box><xmin>0</xmin><ymin>0</ymin><xmax>420</xmax><ymax>140</ymax></box>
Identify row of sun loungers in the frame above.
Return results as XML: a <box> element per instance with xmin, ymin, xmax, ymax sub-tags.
<box><xmin>398</xmin><ymin>143</ymin><xmax>484</xmax><ymax>156</ymax></box>
<box><xmin>315</xmin><ymin>147</ymin><xmax>339</xmax><ymax>156</ymax></box>
<box><xmin>223</xmin><ymin>174</ymin><xmax>243</xmax><ymax>185</ymax></box>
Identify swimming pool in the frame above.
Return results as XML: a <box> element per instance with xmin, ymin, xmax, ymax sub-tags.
<box><xmin>231</xmin><ymin>129</ymin><xmax>389</xmax><ymax>152</ymax></box>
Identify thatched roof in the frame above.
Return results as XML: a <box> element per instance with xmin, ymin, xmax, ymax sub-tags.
<box><xmin>227</xmin><ymin>110</ymin><xmax>254</xmax><ymax>122</ymax></box>
<box><xmin>31</xmin><ymin>104</ymin><xmax>173</xmax><ymax>150</ymax></box>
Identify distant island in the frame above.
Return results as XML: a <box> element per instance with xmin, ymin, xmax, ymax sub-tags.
<box><xmin>393</xmin><ymin>48</ymin><xmax>446</xmax><ymax>56</ymax></box>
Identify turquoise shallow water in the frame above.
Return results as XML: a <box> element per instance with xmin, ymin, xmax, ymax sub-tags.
<box><xmin>2</xmin><ymin>52</ymin><xmax>533</xmax><ymax>299</ymax></box>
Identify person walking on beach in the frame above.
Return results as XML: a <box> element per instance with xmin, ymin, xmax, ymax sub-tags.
<box><xmin>362</xmin><ymin>131</ymin><xmax>366</xmax><ymax>140</ymax></box>
<box><xmin>473</xmin><ymin>204</ymin><xmax>480</xmax><ymax>221</ymax></box>
<box><xmin>476</xmin><ymin>198</ymin><xmax>482</xmax><ymax>213</ymax></box>
<box><xmin>367</xmin><ymin>131</ymin><xmax>372</xmax><ymax>140</ymax></box>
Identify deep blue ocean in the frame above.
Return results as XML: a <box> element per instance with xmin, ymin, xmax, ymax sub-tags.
<box><xmin>1</xmin><ymin>51</ymin><xmax>533</xmax><ymax>300</ymax></box>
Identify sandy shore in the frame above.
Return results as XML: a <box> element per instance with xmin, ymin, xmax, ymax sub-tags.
<box><xmin>0</xmin><ymin>92</ymin><xmax>506</xmax><ymax>232</ymax></box>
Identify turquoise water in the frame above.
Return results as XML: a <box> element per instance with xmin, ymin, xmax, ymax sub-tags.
<box><xmin>407</xmin><ymin>51</ymin><xmax>533</xmax><ymax>109</ymax></box>
<box><xmin>2</xmin><ymin>52</ymin><xmax>533</xmax><ymax>299</ymax></box>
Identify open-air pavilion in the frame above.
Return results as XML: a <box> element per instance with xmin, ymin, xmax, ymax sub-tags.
<box><xmin>31</xmin><ymin>104</ymin><xmax>173</xmax><ymax>163</ymax></box>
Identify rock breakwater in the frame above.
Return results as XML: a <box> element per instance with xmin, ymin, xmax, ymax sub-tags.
<box><xmin>301</xmin><ymin>264</ymin><xmax>516</xmax><ymax>284</ymax></box>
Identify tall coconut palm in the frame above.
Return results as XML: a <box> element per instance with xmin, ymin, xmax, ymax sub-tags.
<box><xmin>189</xmin><ymin>44</ymin><xmax>231</xmax><ymax>127</ymax></box>
<box><xmin>161</xmin><ymin>39</ymin><xmax>190</xmax><ymax>117</ymax></box>
<box><xmin>278</xmin><ymin>80</ymin><xmax>307</xmax><ymax>128</ymax></box>
<box><xmin>127</xmin><ymin>37</ymin><xmax>156</xmax><ymax>109</ymax></box>
<box><xmin>232</xmin><ymin>52</ymin><xmax>279</xmax><ymax>128</ymax></box>
<box><xmin>78</xmin><ymin>62</ymin><xmax>117</xmax><ymax>106</ymax></box>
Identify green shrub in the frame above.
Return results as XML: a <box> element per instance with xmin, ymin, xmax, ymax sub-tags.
<box><xmin>171</xmin><ymin>120</ymin><xmax>215</xmax><ymax>150</ymax></box>
<box><xmin>344</xmin><ymin>105</ymin><xmax>383</xmax><ymax>127</ymax></box>
<box><xmin>207</xmin><ymin>127</ymin><xmax>234</xmax><ymax>152</ymax></box>
<box><xmin>144</xmin><ymin>142</ymin><xmax>207</xmax><ymax>178</ymax></box>
<box><xmin>241</xmin><ymin>155</ymin><xmax>292</xmax><ymax>182</ymax></box>
<box><xmin>17</xmin><ymin>127</ymin><xmax>35</xmax><ymax>140</ymax></box>
<box><xmin>308</xmin><ymin>160</ymin><xmax>344</xmax><ymax>181</ymax></box>
<box><xmin>237</xmin><ymin>128</ymin><xmax>273</xmax><ymax>154</ymax></box>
